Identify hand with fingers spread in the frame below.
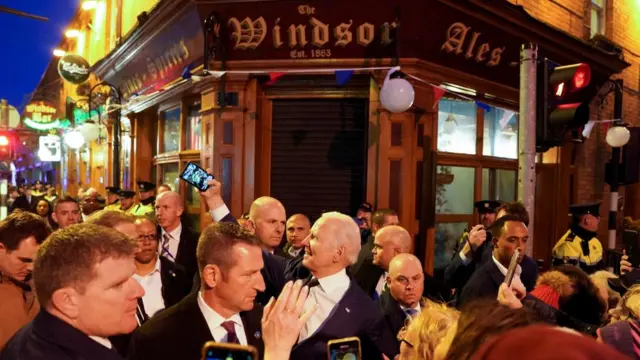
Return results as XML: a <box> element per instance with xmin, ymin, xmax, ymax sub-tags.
<box><xmin>262</xmin><ymin>280</ymin><xmax>317</xmax><ymax>360</ymax></box>
<box><xmin>199</xmin><ymin>167</ymin><xmax>225</xmax><ymax>211</ymax></box>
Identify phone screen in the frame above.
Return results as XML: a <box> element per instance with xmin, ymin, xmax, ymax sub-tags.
<box><xmin>329</xmin><ymin>340</ymin><xmax>361</xmax><ymax>360</ymax></box>
<box><xmin>180</xmin><ymin>162</ymin><xmax>214</xmax><ymax>191</ymax></box>
<box><xmin>204</xmin><ymin>348</ymin><xmax>255</xmax><ymax>360</ymax></box>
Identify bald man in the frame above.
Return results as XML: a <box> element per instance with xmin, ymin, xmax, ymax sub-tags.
<box><xmin>354</xmin><ymin>225</ymin><xmax>412</xmax><ymax>299</ymax></box>
<box><xmin>379</xmin><ymin>254</ymin><xmax>425</xmax><ymax>339</ymax></box>
<box><xmin>245</xmin><ymin>196</ymin><xmax>287</xmax><ymax>254</ymax></box>
<box><xmin>283</xmin><ymin>214</ymin><xmax>311</xmax><ymax>259</ymax></box>
<box><xmin>155</xmin><ymin>191</ymin><xmax>200</xmax><ymax>280</ymax></box>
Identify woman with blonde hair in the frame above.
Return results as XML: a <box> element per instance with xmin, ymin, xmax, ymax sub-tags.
<box><xmin>398</xmin><ymin>300</ymin><xmax>460</xmax><ymax>360</ymax></box>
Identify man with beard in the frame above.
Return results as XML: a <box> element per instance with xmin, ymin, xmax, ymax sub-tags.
<box><xmin>0</xmin><ymin>211</ymin><xmax>51</xmax><ymax>350</ymax></box>
<box><xmin>131</xmin><ymin>181</ymin><xmax>156</xmax><ymax>216</ymax></box>
<box><xmin>133</xmin><ymin>216</ymin><xmax>191</xmax><ymax>321</ymax></box>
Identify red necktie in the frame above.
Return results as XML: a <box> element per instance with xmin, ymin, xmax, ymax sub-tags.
<box><xmin>221</xmin><ymin>321</ymin><xmax>239</xmax><ymax>344</ymax></box>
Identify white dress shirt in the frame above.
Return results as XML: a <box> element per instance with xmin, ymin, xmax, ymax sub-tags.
<box><xmin>89</xmin><ymin>336</ymin><xmax>113</xmax><ymax>349</ymax></box>
<box><xmin>132</xmin><ymin>257</ymin><xmax>165</xmax><ymax>317</ymax></box>
<box><xmin>159</xmin><ymin>223</ymin><xmax>183</xmax><ymax>262</ymax></box>
<box><xmin>375</xmin><ymin>272</ymin><xmax>388</xmax><ymax>297</ymax></box>
<box><xmin>299</xmin><ymin>269</ymin><xmax>351</xmax><ymax>342</ymax></box>
<box><xmin>197</xmin><ymin>292</ymin><xmax>248</xmax><ymax>345</ymax></box>
<box><xmin>210</xmin><ymin>204</ymin><xmax>231</xmax><ymax>222</ymax></box>
<box><xmin>491</xmin><ymin>255</ymin><xmax>525</xmax><ymax>290</ymax></box>
<box><xmin>288</xmin><ymin>246</ymin><xmax>303</xmax><ymax>258</ymax></box>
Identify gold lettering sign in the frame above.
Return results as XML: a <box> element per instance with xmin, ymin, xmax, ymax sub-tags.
<box><xmin>227</xmin><ymin>15</ymin><xmax>397</xmax><ymax>57</ymax></box>
<box><xmin>441</xmin><ymin>22</ymin><xmax>505</xmax><ymax>67</ymax></box>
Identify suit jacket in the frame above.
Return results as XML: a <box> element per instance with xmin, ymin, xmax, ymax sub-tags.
<box><xmin>457</xmin><ymin>258</ymin><xmax>506</xmax><ymax>308</ymax></box>
<box><xmin>378</xmin><ymin>290</ymin><xmax>407</xmax><ymax>341</ymax></box>
<box><xmin>127</xmin><ymin>293</ymin><xmax>264</xmax><ymax>360</ymax></box>
<box><xmin>1</xmin><ymin>310</ymin><xmax>123</xmax><ymax>360</ymax></box>
<box><xmin>353</xmin><ymin>256</ymin><xmax>386</xmax><ymax>299</ymax></box>
<box><xmin>352</xmin><ymin>234</ymin><xmax>375</xmax><ymax>275</ymax></box>
<box><xmin>290</xmin><ymin>281</ymin><xmax>399</xmax><ymax>360</ymax></box>
<box><xmin>109</xmin><ymin>258</ymin><xmax>193</xmax><ymax>357</ymax></box>
<box><xmin>159</xmin><ymin>256</ymin><xmax>192</xmax><ymax>308</ymax></box>
<box><xmin>158</xmin><ymin>225</ymin><xmax>200</xmax><ymax>282</ymax></box>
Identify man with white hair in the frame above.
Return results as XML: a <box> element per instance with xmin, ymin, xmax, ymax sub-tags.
<box><xmin>202</xmin><ymin>180</ymin><xmax>398</xmax><ymax>359</ymax></box>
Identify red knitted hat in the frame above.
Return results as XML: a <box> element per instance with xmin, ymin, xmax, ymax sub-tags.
<box><xmin>530</xmin><ymin>284</ymin><xmax>561</xmax><ymax>309</ymax></box>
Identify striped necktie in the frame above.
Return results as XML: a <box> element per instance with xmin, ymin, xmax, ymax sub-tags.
<box><xmin>161</xmin><ymin>233</ymin><xmax>175</xmax><ymax>261</ymax></box>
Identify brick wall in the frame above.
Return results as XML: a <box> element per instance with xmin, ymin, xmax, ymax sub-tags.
<box><xmin>509</xmin><ymin>0</ymin><xmax>640</xmax><ymax>241</ymax></box>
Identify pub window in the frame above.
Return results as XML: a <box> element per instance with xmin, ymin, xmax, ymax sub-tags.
<box><xmin>436</xmin><ymin>166</ymin><xmax>475</xmax><ymax>215</ymax></box>
<box><xmin>481</xmin><ymin>168</ymin><xmax>517</xmax><ymax>202</ymax></box>
<box><xmin>185</xmin><ymin>102</ymin><xmax>202</xmax><ymax>151</ymax></box>
<box><xmin>160</xmin><ymin>163</ymin><xmax>180</xmax><ymax>193</ymax></box>
<box><xmin>590</xmin><ymin>0</ymin><xmax>606</xmax><ymax>38</ymax></box>
<box><xmin>435</xmin><ymin>222</ymin><xmax>467</xmax><ymax>269</ymax></box>
<box><xmin>437</xmin><ymin>98</ymin><xmax>477</xmax><ymax>155</ymax></box>
<box><xmin>161</xmin><ymin>107</ymin><xmax>181</xmax><ymax>153</ymax></box>
<box><xmin>483</xmin><ymin>106</ymin><xmax>518</xmax><ymax>159</ymax></box>
<box><xmin>121</xmin><ymin>117</ymin><xmax>132</xmax><ymax>188</ymax></box>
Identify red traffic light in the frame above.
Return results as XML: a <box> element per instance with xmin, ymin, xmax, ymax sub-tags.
<box><xmin>572</xmin><ymin>63</ymin><xmax>591</xmax><ymax>90</ymax></box>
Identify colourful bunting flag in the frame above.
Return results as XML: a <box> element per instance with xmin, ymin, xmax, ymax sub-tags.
<box><xmin>432</xmin><ymin>86</ymin><xmax>446</xmax><ymax>107</ymax></box>
<box><xmin>266</xmin><ymin>72</ymin><xmax>286</xmax><ymax>85</ymax></box>
<box><xmin>335</xmin><ymin>70</ymin><xmax>354</xmax><ymax>86</ymax></box>
<box><xmin>475</xmin><ymin>101</ymin><xmax>491</xmax><ymax>112</ymax></box>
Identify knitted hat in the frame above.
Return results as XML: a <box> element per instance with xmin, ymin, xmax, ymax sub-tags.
<box><xmin>531</xmin><ymin>285</ymin><xmax>562</xmax><ymax>309</ymax></box>
<box><xmin>530</xmin><ymin>271</ymin><xmax>573</xmax><ymax>310</ymax></box>
<box><xmin>597</xmin><ymin>320</ymin><xmax>640</xmax><ymax>359</ymax></box>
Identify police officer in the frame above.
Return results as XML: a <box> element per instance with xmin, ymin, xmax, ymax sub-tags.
<box><xmin>119</xmin><ymin>189</ymin><xmax>137</xmax><ymax>214</ymax></box>
<box><xmin>444</xmin><ymin>200</ymin><xmax>501</xmax><ymax>298</ymax></box>
<box><xmin>132</xmin><ymin>181</ymin><xmax>156</xmax><ymax>216</ymax></box>
<box><xmin>104</xmin><ymin>186</ymin><xmax>121</xmax><ymax>211</ymax></box>
<box><xmin>552</xmin><ymin>202</ymin><xmax>604</xmax><ymax>274</ymax></box>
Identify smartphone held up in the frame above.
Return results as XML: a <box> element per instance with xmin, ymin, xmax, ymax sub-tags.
<box><xmin>180</xmin><ymin>162</ymin><xmax>214</xmax><ymax>191</ymax></box>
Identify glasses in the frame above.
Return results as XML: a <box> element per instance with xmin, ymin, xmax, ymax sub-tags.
<box><xmin>137</xmin><ymin>234</ymin><xmax>158</xmax><ymax>242</ymax></box>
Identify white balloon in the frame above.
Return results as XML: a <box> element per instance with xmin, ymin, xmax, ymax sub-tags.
<box><xmin>64</xmin><ymin>131</ymin><xmax>85</xmax><ymax>149</ymax></box>
<box><xmin>78</xmin><ymin>122</ymin><xmax>100</xmax><ymax>142</ymax></box>
<box><xmin>606</xmin><ymin>126</ymin><xmax>631</xmax><ymax>148</ymax></box>
<box><xmin>380</xmin><ymin>67</ymin><xmax>415</xmax><ymax>113</ymax></box>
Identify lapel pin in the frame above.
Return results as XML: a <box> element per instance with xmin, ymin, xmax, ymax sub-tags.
<box><xmin>345</xmin><ymin>307</ymin><xmax>351</xmax><ymax>313</ymax></box>
<box><xmin>254</xmin><ymin>331</ymin><xmax>261</xmax><ymax>339</ymax></box>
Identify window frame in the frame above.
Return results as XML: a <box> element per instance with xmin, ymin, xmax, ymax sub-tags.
<box><xmin>590</xmin><ymin>0</ymin><xmax>606</xmax><ymax>38</ymax></box>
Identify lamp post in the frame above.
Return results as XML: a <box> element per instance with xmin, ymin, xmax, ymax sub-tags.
<box><xmin>88</xmin><ymin>81</ymin><xmax>121</xmax><ymax>189</ymax></box>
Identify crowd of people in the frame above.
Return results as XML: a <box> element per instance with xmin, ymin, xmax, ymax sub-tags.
<box><xmin>1</xmin><ymin>175</ymin><xmax>640</xmax><ymax>359</ymax></box>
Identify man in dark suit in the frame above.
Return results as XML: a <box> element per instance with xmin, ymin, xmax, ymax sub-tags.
<box><xmin>133</xmin><ymin>216</ymin><xmax>191</xmax><ymax>318</ymax></box>
<box><xmin>155</xmin><ymin>191</ymin><xmax>199</xmax><ymax>281</ymax></box>
<box><xmin>281</xmin><ymin>214</ymin><xmax>310</xmax><ymax>259</ymax></box>
<box><xmin>202</xmin><ymin>180</ymin><xmax>398</xmax><ymax>359</ymax></box>
<box><xmin>354</xmin><ymin>225</ymin><xmax>411</xmax><ymax>300</ymax></box>
<box><xmin>445</xmin><ymin>201</ymin><xmax>538</xmax><ymax>304</ymax></box>
<box><xmin>127</xmin><ymin>222</ymin><xmax>265</xmax><ymax>360</ymax></box>
<box><xmin>353</xmin><ymin>209</ymin><xmax>399</xmax><ymax>275</ymax></box>
<box><xmin>379</xmin><ymin>254</ymin><xmax>425</xmax><ymax>340</ymax></box>
<box><xmin>458</xmin><ymin>215</ymin><xmax>531</xmax><ymax>308</ymax></box>
<box><xmin>1</xmin><ymin>224</ymin><xmax>144</xmax><ymax>360</ymax></box>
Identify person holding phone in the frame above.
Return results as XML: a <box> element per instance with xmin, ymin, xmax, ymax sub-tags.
<box><xmin>458</xmin><ymin>215</ymin><xmax>528</xmax><ymax>307</ymax></box>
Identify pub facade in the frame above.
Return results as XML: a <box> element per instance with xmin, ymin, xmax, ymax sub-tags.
<box><xmin>91</xmin><ymin>0</ymin><xmax>628</xmax><ymax>273</ymax></box>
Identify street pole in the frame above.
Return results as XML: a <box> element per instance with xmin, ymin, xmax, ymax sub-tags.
<box><xmin>88</xmin><ymin>82</ymin><xmax>121</xmax><ymax>189</ymax></box>
<box><xmin>608</xmin><ymin>79</ymin><xmax>623</xmax><ymax>250</ymax></box>
<box><xmin>518</xmin><ymin>43</ymin><xmax>538</xmax><ymax>257</ymax></box>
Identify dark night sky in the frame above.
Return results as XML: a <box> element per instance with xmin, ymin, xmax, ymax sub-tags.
<box><xmin>0</xmin><ymin>1</ymin><xmax>78</xmax><ymax>111</ymax></box>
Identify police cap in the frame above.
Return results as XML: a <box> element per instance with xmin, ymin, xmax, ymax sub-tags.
<box><xmin>474</xmin><ymin>200</ymin><xmax>501</xmax><ymax>214</ymax></box>
<box><xmin>569</xmin><ymin>202</ymin><xmax>601</xmax><ymax>217</ymax></box>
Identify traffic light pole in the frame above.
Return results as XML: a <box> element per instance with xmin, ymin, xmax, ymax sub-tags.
<box><xmin>608</xmin><ymin>79</ymin><xmax>623</xmax><ymax>250</ymax></box>
<box><xmin>518</xmin><ymin>43</ymin><xmax>538</xmax><ymax>257</ymax></box>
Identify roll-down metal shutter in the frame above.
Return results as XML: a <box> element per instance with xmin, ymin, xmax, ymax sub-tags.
<box><xmin>270</xmin><ymin>98</ymin><xmax>368</xmax><ymax>222</ymax></box>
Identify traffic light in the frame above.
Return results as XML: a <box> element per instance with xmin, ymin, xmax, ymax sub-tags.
<box><xmin>0</xmin><ymin>133</ymin><xmax>13</xmax><ymax>161</ymax></box>
<box><xmin>536</xmin><ymin>59</ymin><xmax>596</xmax><ymax>152</ymax></box>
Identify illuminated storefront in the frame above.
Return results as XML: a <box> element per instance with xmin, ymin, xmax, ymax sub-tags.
<box><xmin>92</xmin><ymin>0</ymin><xmax>627</xmax><ymax>270</ymax></box>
